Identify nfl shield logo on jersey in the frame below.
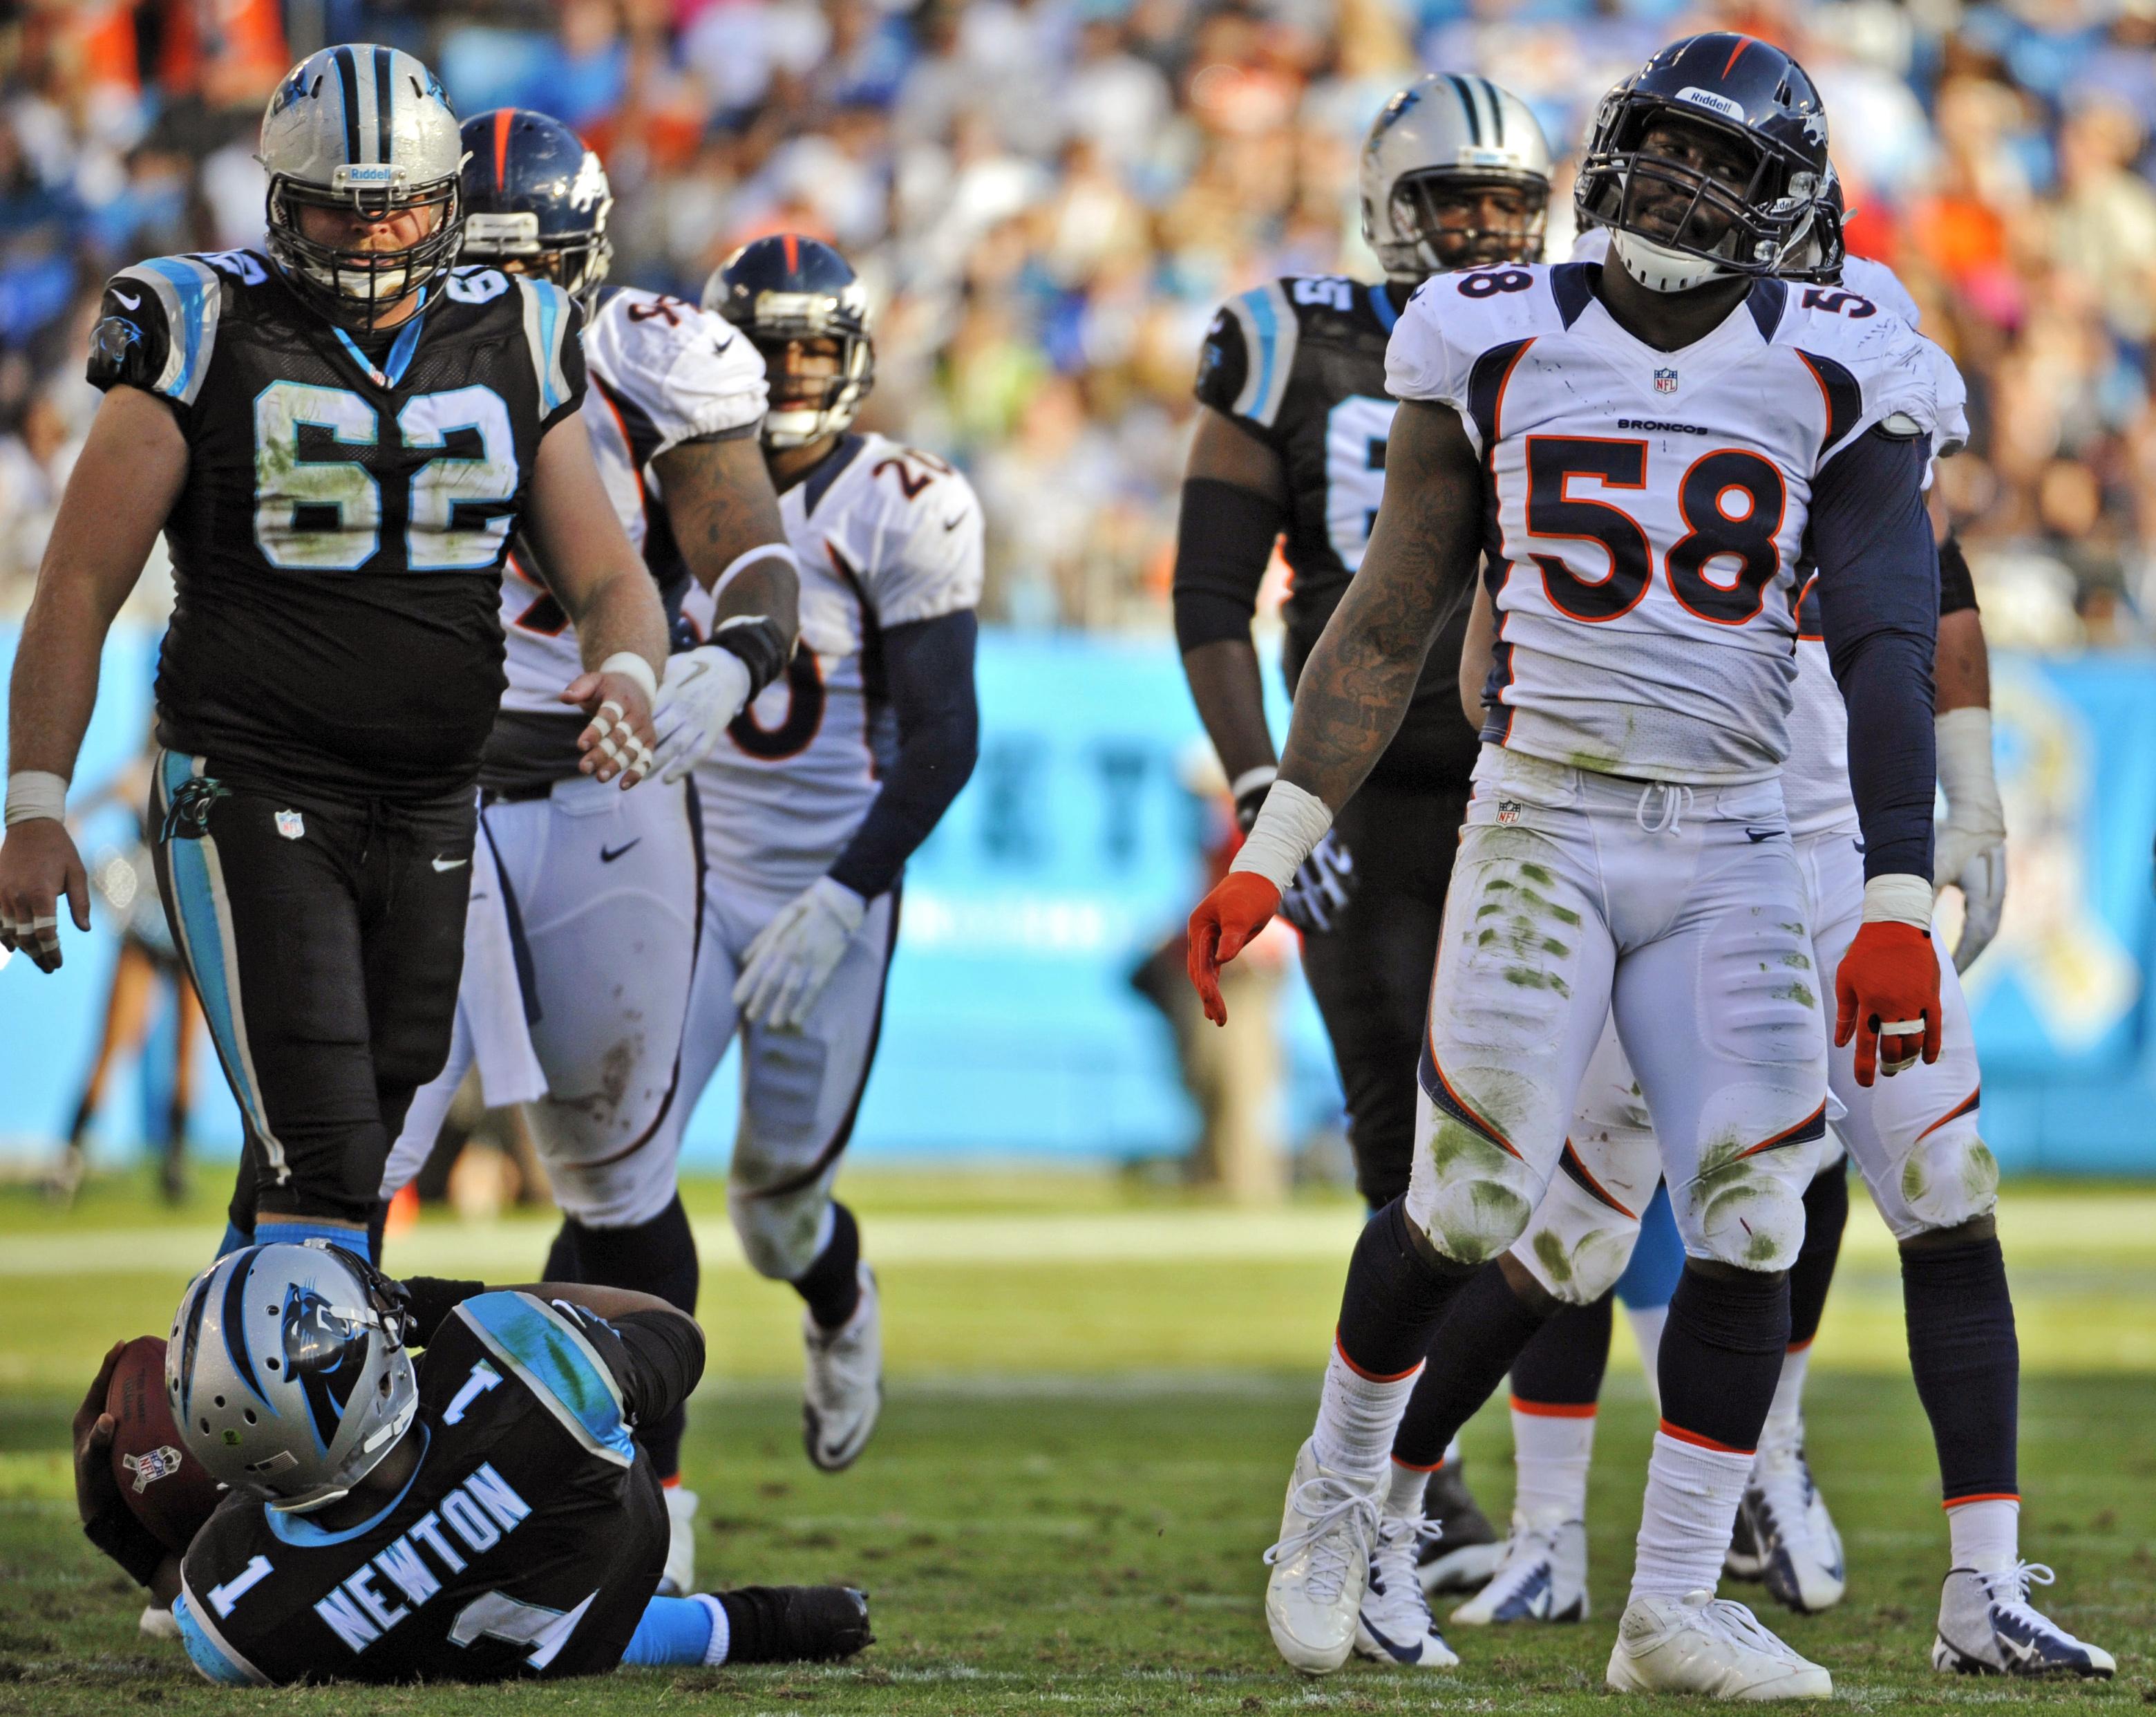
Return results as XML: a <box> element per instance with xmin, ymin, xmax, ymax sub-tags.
<box><xmin>275</xmin><ymin>809</ymin><xmax>305</xmax><ymax>841</ymax></box>
<box><xmin>1654</xmin><ymin>367</ymin><xmax>1679</xmax><ymax>394</ymax></box>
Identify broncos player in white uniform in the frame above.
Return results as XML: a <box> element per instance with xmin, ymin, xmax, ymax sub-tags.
<box><xmin>1415</xmin><ymin>216</ymin><xmax>2108</xmax><ymax>1677</ymax></box>
<box><xmin>377</xmin><ymin>110</ymin><xmax>800</xmax><ymax>1597</ymax></box>
<box><xmin>1193</xmin><ymin>34</ymin><xmax>1960</xmax><ymax>1696</ymax></box>
<box><xmin>656</xmin><ymin>234</ymin><xmax>982</xmax><ymax>1476</ymax></box>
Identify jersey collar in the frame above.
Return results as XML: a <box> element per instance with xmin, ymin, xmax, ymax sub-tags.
<box><xmin>260</xmin><ymin>1425</ymin><xmax>431</xmax><ymax>1548</ymax></box>
<box><xmin>331</xmin><ymin>288</ymin><xmax>429</xmax><ymax>391</ymax></box>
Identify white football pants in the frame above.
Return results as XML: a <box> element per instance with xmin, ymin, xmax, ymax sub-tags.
<box><xmin>1513</xmin><ymin>818</ymin><xmax>1993</xmax><ymax>1304</ymax></box>
<box><xmin>1411</xmin><ymin>745</ymin><xmax>1828</xmax><ymax>1276</ymax></box>
<box><xmin>381</xmin><ymin>774</ymin><xmax>701</xmax><ymax>1228</ymax></box>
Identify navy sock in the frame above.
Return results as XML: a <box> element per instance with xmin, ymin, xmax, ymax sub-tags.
<box><xmin>1391</xmin><ymin>1261</ymin><xmax>1550</xmax><ymax>1468</ymax></box>
<box><xmin>1788</xmin><ymin>1162</ymin><xmax>1848</xmax><ymax>1348</ymax></box>
<box><xmin>794</xmin><ymin>1201</ymin><xmax>863</xmax><ymax>1331</ymax></box>
<box><xmin>1658</xmin><ymin>1263</ymin><xmax>1788</xmax><ymax>1452</ymax></box>
<box><xmin>1509</xmin><ymin>1291</ymin><xmax>1614</xmax><ymax>1407</ymax></box>
<box><xmin>1902</xmin><ymin>1236</ymin><xmax>2018</xmax><ymax>1501</ymax></box>
<box><xmin>1335</xmin><ymin>1198</ymin><xmax>1479</xmax><ymax>1379</ymax></box>
<box><xmin>541</xmin><ymin>1218</ymin><xmax>581</xmax><ymax>1285</ymax></box>
<box><xmin>559</xmin><ymin>1196</ymin><xmax>700</xmax><ymax>1479</ymax></box>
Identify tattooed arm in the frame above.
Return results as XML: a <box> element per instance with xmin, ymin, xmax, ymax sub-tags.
<box><xmin>1276</xmin><ymin>398</ymin><xmax>1486</xmax><ymax>811</ymax></box>
<box><xmin>653</xmin><ymin>431</ymin><xmax>801</xmax><ymax>644</ymax></box>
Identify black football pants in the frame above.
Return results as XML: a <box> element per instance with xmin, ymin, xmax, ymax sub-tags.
<box><xmin>1296</xmin><ymin>777</ymin><xmax>1471</xmax><ymax>1209</ymax></box>
<box><xmin>149</xmin><ymin>751</ymin><xmax>475</xmax><ymax>1250</ymax></box>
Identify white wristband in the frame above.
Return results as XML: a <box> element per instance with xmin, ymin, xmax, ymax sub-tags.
<box><xmin>4</xmin><ymin>770</ymin><xmax>67</xmax><ymax>827</ymax></box>
<box><xmin>597</xmin><ymin>650</ymin><xmax>659</xmax><ymax>706</ymax></box>
<box><xmin>1935</xmin><ymin>706</ymin><xmax>2004</xmax><ymax>834</ymax></box>
<box><xmin>1229</xmin><ymin>780</ymin><xmax>1333</xmax><ymax>891</ymax></box>
<box><xmin>1228</xmin><ymin>765</ymin><xmax>1278</xmax><ymax>806</ymax></box>
<box><xmin>711</xmin><ymin>542</ymin><xmax>802</xmax><ymax>603</ymax></box>
<box><xmin>1862</xmin><ymin>873</ymin><xmax>1935</xmax><ymax>928</ymax></box>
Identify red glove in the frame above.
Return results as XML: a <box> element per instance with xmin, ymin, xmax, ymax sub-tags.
<box><xmin>1834</xmin><ymin>920</ymin><xmax>1942</xmax><ymax>1087</ymax></box>
<box><xmin>1186</xmin><ymin>872</ymin><xmax>1283</xmax><ymax>1026</ymax></box>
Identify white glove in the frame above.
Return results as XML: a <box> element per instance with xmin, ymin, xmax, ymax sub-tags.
<box><xmin>650</xmin><ymin>646</ymin><xmax>753</xmax><ymax>785</ymax></box>
<box><xmin>734</xmin><ymin>876</ymin><xmax>867</xmax><ymax>1029</ymax></box>
<box><xmin>1933</xmin><ymin>706</ymin><xmax>2007</xmax><ymax>971</ymax></box>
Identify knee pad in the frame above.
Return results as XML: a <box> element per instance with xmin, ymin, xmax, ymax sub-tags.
<box><xmin>1897</xmin><ymin>1126</ymin><xmax>2000</xmax><ymax>1236</ymax></box>
<box><xmin>1408</xmin><ymin>1112</ymin><xmax>1542</xmax><ymax>1266</ymax></box>
<box><xmin>729</xmin><ymin>1178</ymin><xmax>831</xmax><ymax>1281</ymax></box>
<box><xmin>1688</xmin><ymin>1155</ymin><xmax>1808</xmax><ymax>1272</ymax></box>
<box><xmin>1511</xmin><ymin>1176</ymin><xmax>1640</xmax><ymax>1305</ymax></box>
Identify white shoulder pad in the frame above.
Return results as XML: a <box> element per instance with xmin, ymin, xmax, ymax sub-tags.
<box><xmin>1785</xmin><ymin>292</ymin><xmax>1968</xmax><ymax>465</ymax></box>
<box><xmin>585</xmin><ymin>289</ymin><xmax>768</xmax><ymax>460</ymax></box>
<box><xmin>1840</xmin><ymin>255</ymin><xmax>1922</xmax><ymax>330</ymax></box>
<box><xmin>1384</xmin><ymin>263</ymin><xmax>1558</xmax><ymax>424</ymax></box>
<box><xmin>857</xmin><ymin>440</ymin><xmax>985</xmax><ymax>628</ymax></box>
<box><xmin>1568</xmin><ymin>226</ymin><xmax>1612</xmax><ymax>265</ymax></box>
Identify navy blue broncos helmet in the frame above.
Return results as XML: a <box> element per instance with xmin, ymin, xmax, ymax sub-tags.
<box><xmin>1576</xmin><ymin>32</ymin><xmax>1830</xmax><ymax>292</ymax></box>
<box><xmin>704</xmin><ymin>234</ymin><xmax>875</xmax><ymax>448</ymax></box>
<box><xmin>457</xmin><ymin>108</ymin><xmax>613</xmax><ymax>310</ymax></box>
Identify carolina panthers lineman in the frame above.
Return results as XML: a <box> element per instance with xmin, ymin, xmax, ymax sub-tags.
<box><xmin>377</xmin><ymin>109</ymin><xmax>799</xmax><ymax>1596</ymax></box>
<box><xmin>1194</xmin><ymin>33</ymin><xmax>1961</xmax><ymax>1695</ymax></box>
<box><xmin>1</xmin><ymin>51</ymin><xmax>671</xmax><ymax>1257</ymax></box>
<box><xmin>661</xmin><ymin>235</ymin><xmax>982</xmax><ymax>1474</ymax></box>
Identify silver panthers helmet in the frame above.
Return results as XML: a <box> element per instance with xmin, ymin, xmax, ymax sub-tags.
<box><xmin>260</xmin><ymin>44</ymin><xmax>466</xmax><ymax>330</ymax></box>
<box><xmin>1361</xmin><ymin>74</ymin><xmax>1553</xmax><ymax>280</ymax></box>
<box><xmin>167</xmin><ymin>1243</ymin><xmax>418</xmax><ymax>1514</ymax></box>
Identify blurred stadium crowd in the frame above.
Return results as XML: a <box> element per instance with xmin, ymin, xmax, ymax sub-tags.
<box><xmin>0</xmin><ymin>0</ymin><xmax>2148</xmax><ymax>646</ymax></box>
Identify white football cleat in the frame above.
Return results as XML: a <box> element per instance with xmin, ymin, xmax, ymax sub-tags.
<box><xmin>1263</xmin><ymin>1438</ymin><xmax>1381</xmax><ymax>1674</ymax></box>
<box><xmin>1354</xmin><ymin>1515</ymin><xmax>1460</xmax><ymax>1669</ymax></box>
<box><xmin>1451</xmin><ymin>1514</ymin><xmax>1589</xmax><ymax>1626</ymax></box>
<box><xmin>1932</xmin><ymin>1563</ymin><xmax>2115</xmax><ymax>1678</ymax></box>
<box><xmin>140</xmin><ymin>1602</ymin><xmax>181</xmax><ymax>1642</ymax></box>
<box><xmin>657</xmin><ymin>1485</ymin><xmax>699</xmax><ymax>1596</ymax></box>
<box><xmin>804</xmin><ymin>1262</ymin><xmax>882</xmax><ymax>1472</ymax></box>
<box><xmin>1744</xmin><ymin>1447</ymin><xmax>1846</xmax><ymax>1614</ymax></box>
<box><xmin>1414</xmin><ymin>1457</ymin><xmax>1503</xmax><ymax>1594</ymax></box>
<box><xmin>1607</xmin><ymin>1590</ymin><xmax>1832</xmax><ymax>1700</ymax></box>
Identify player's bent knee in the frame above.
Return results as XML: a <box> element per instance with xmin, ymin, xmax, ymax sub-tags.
<box><xmin>1896</xmin><ymin>1129</ymin><xmax>2001</xmax><ymax>1237</ymax></box>
<box><xmin>1513</xmin><ymin>1216</ymin><xmax>1638</xmax><ymax>1304</ymax></box>
<box><xmin>1690</xmin><ymin>1165</ymin><xmax>1807</xmax><ymax>1272</ymax></box>
<box><xmin>1408</xmin><ymin>1114</ymin><xmax>1542</xmax><ymax>1266</ymax></box>
<box><xmin>729</xmin><ymin>1180</ymin><xmax>830</xmax><ymax>1280</ymax></box>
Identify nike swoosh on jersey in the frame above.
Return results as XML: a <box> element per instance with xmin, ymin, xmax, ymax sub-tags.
<box><xmin>431</xmin><ymin>856</ymin><xmax>469</xmax><ymax>872</ymax></box>
<box><xmin>600</xmin><ymin>840</ymin><xmax>641</xmax><ymax>863</ymax></box>
<box><xmin>943</xmin><ymin>512</ymin><xmax>966</xmax><ymax>531</ymax></box>
<box><xmin>113</xmin><ymin>289</ymin><xmax>140</xmax><ymax>309</ymax></box>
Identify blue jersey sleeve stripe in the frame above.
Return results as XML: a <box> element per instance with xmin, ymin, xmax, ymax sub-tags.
<box><xmin>173</xmin><ymin>1588</ymin><xmax>270</xmax><ymax>1687</ymax></box>
<box><xmin>455</xmin><ymin>1293</ymin><xmax>634</xmax><ymax>1466</ymax></box>
<box><xmin>133</xmin><ymin>258</ymin><xmax>221</xmax><ymax>405</ymax></box>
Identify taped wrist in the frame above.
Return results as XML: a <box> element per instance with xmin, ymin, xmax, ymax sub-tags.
<box><xmin>1862</xmin><ymin>873</ymin><xmax>1935</xmax><ymax>928</ymax></box>
<box><xmin>1229</xmin><ymin>780</ymin><xmax>1332</xmax><ymax>891</ymax></box>
<box><xmin>598</xmin><ymin>650</ymin><xmax>659</xmax><ymax>706</ymax></box>
<box><xmin>5</xmin><ymin>769</ymin><xmax>67</xmax><ymax>826</ymax></box>
<box><xmin>711</xmin><ymin>616</ymin><xmax>791</xmax><ymax>702</ymax></box>
<box><xmin>84</xmin><ymin>1508</ymin><xmax>170</xmax><ymax>1587</ymax></box>
<box><xmin>1934</xmin><ymin>706</ymin><xmax>2003</xmax><ymax>834</ymax></box>
<box><xmin>1172</xmin><ymin>478</ymin><xmax>1284</xmax><ymax>652</ymax></box>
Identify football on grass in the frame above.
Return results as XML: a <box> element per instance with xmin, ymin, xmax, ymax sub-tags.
<box><xmin>106</xmin><ymin>1335</ymin><xmax>222</xmax><ymax>1552</ymax></box>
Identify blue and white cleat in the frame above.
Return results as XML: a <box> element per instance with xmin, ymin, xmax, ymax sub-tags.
<box><xmin>1355</xmin><ymin>1515</ymin><xmax>1461</xmax><ymax>1669</ymax></box>
<box><xmin>1451</xmin><ymin>1514</ymin><xmax>1588</xmax><ymax>1625</ymax></box>
<box><xmin>1932</xmin><ymin>1563</ymin><xmax>2115</xmax><ymax>1678</ymax></box>
<box><xmin>1744</xmin><ymin>1447</ymin><xmax>1845</xmax><ymax>1615</ymax></box>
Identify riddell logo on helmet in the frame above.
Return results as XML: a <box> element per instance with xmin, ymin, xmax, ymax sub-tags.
<box><xmin>1675</xmin><ymin>86</ymin><xmax>1746</xmax><ymax>121</ymax></box>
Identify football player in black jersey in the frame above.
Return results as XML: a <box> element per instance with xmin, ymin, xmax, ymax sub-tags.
<box><xmin>1173</xmin><ymin>73</ymin><xmax>1552</xmax><ymax>1614</ymax></box>
<box><xmin>74</xmin><ymin>1244</ymin><xmax>871</xmax><ymax>1682</ymax></box>
<box><xmin>0</xmin><ymin>46</ymin><xmax>674</xmax><ymax>1264</ymax></box>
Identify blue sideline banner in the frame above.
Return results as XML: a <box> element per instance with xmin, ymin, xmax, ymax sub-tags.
<box><xmin>2</xmin><ymin>624</ymin><xmax>2153</xmax><ymax>1175</ymax></box>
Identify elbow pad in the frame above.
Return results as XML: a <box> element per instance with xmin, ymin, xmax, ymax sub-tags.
<box><xmin>1173</xmin><ymin>478</ymin><xmax>1285</xmax><ymax>653</ymax></box>
<box><xmin>711</xmin><ymin>614</ymin><xmax>792</xmax><ymax>702</ymax></box>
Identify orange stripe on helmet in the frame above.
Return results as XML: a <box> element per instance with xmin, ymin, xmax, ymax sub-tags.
<box><xmin>493</xmin><ymin>108</ymin><xmax>513</xmax><ymax>190</ymax></box>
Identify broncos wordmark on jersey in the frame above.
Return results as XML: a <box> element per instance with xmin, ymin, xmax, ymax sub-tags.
<box><xmin>90</xmin><ymin>250</ymin><xmax>584</xmax><ymax>798</ymax></box>
<box><xmin>171</xmin><ymin>1289</ymin><xmax>688</xmax><ymax>1685</ymax></box>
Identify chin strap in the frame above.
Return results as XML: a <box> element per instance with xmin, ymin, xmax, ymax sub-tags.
<box><xmin>1609</xmin><ymin>229</ymin><xmax>1732</xmax><ymax>294</ymax></box>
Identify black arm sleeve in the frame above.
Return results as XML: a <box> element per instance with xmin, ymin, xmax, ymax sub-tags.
<box><xmin>1937</xmin><ymin>531</ymin><xmax>1977</xmax><ymax>617</ymax></box>
<box><xmin>827</xmin><ymin>608</ymin><xmax>980</xmax><ymax>900</ymax></box>
<box><xmin>1172</xmin><ymin>476</ymin><xmax>1285</xmax><ymax>652</ymax></box>
<box><xmin>401</xmin><ymin>1277</ymin><xmax>488</xmax><ymax>1347</ymax></box>
<box><xmin>1810</xmin><ymin>428</ymin><xmax>1938</xmax><ymax>882</ymax></box>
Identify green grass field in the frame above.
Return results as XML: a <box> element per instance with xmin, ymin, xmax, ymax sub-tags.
<box><xmin>1</xmin><ymin>1167</ymin><xmax>2150</xmax><ymax>1714</ymax></box>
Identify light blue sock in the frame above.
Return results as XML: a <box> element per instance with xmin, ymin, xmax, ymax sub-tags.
<box><xmin>253</xmin><ymin>1220</ymin><xmax>375</xmax><ymax>1262</ymax></box>
<box><xmin>214</xmin><ymin>1220</ymin><xmax>253</xmax><ymax>1261</ymax></box>
<box><xmin>622</xmin><ymin>1593</ymin><xmax>728</xmax><ymax>1667</ymax></box>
